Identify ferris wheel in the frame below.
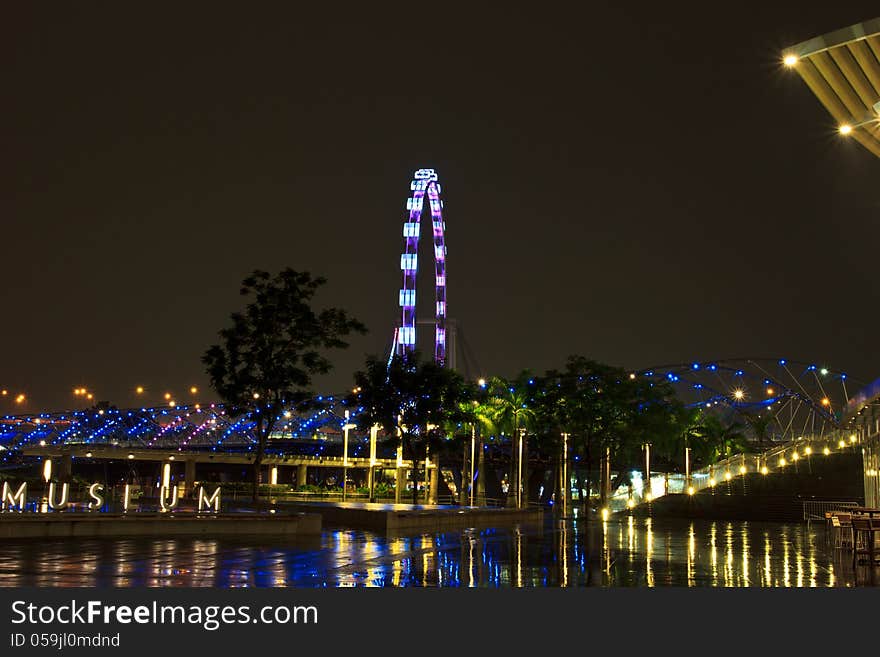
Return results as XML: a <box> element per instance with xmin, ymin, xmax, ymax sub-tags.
<box><xmin>393</xmin><ymin>168</ymin><xmax>448</xmax><ymax>365</ymax></box>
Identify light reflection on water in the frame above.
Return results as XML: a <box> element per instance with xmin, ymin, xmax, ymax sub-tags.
<box><xmin>0</xmin><ymin>518</ymin><xmax>875</xmax><ymax>587</ymax></box>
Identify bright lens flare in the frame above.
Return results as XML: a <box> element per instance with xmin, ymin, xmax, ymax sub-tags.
<box><xmin>839</xmin><ymin>124</ymin><xmax>853</xmax><ymax>135</ymax></box>
<box><xmin>783</xmin><ymin>54</ymin><xmax>799</xmax><ymax>67</ymax></box>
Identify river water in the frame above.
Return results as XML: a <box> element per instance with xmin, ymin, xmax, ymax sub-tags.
<box><xmin>0</xmin><ymin>517</ymin><xmax>875</xmax><ymax>587</ymax></box>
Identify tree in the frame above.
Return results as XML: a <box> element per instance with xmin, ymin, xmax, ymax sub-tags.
<box><xmin>702</xmin><ymin>415</ymin><xmax>748</xmax><ymax>462</ymax></box>
<box><xmin>743</xmin><ymin>412</ymin><xmax>776</xmax><ymax>451</ymax></box>
<box><xmin>485</xmin><ymin>374</ymin><xmax>536</xmax><ymax>508</ymax></box>
<box><xmin>456</xmin><ymin>386</ymin><xmax>501</xmax><ymax>506</ymax></box>
<box><xmin>544</xmin><ymin>357</ymin><xmax>634</xmax><ymax>511</ymax></box>
<box><xmin>352</xmin><ymin>352</ymin><xmax>471</xmax><ymax>504</ymax></box>
<box><xmin>203</xmin><ymin>269</ymin><xmax>366</xmax><ymax>502</ymax></box>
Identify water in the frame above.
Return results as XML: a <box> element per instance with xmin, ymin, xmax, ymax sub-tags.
<box><xmin>0</xmin><ymin>517</ymin><xmax>876</xmax><ymax>587</ymax></box>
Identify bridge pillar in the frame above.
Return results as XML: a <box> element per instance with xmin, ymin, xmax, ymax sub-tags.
<box><xmin>184</xmin><ymin>460</ymin><xmax>196</xmax><ymax>495</ymax></box>
<box><xmin>59</xmin><ymin>454</ymin><xmax>73</xmax><ymax>482</ymax></box>
<box><xmin>296</xmin><ymin>464</ymin><xmax>308</xmax><ymax>489</ymax></box>
<box><xmin>395</xmin><ymin>467</ymin><xmax>406</xmax><ymax>503</ymax></box>
<box><xmin>428</xmin><ymin>457</ymin><xmax>440</xmax><ymax>505</ymax></box>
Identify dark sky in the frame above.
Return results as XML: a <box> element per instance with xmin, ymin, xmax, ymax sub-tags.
<box><xmin>3</xmin><ymin>3</ymin><xmax>879</xmax><ymax>411</ymax></box>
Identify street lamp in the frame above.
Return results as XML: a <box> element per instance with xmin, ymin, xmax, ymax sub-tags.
<box><xmin>342</xmin><ymin>410</ymin><xmax>356</xmax><ymax>501</ymax></box>
<box><xmin>838</xmin><ymin>110</ymin><xmax>880</xmax><ymax>137</ymax></box>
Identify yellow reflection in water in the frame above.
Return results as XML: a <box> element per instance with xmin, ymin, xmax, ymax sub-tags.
<box><xmin>710</xmin><ymin>522</ymin><xmax>718</xmax><ymax>587</ymax></box>
<box><xmin>602</xmin><ymin>521</ymin><xmax>611</xmax><ymax>577</ymax></box>
<box><xmin>687</xmin><ymin>523</ymin><xmax>696</xmax><ymax>587</ymax></box>
<box><xmin>782</xmin><ymin>528</ymin><xmax>791</xmax><ymax>587</ymax></box>
<box><xmin>645</xmin><ymin>518</ymin><xmax>654</xmax><ymax>587</ymax></box>
<box><xmin>724</xmin><ymin>523</ymin><xmax>734</xmax><ymax>587</ymax></box>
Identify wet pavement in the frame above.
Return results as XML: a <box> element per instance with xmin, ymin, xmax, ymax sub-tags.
<box><xmin>0</xmin><ymin>516</ymin><xmax>877</xmax><ymax>587</ymax></box>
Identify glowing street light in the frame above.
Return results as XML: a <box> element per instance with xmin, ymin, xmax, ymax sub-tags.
<box><xmin>136</xmin><ymin>386</ymin><xmax>144</xmax><ymax>395</ymax></box>
<box><xmin>783</xmin><ymin>54</ymin><xmax>799</xmax><ymax>67</ymax></box>
<box><xmin>839</xmin><ymin>124</ymin><xmax>853</xmax><ymax>135</ymax></box>
<box><xmin>189</xmin><ymin>386</ymin><xmax>198</xmax><ymax>395</ymax></box>
<box><xmin>164</xmin><ymin>392</ymin><xmax>172</xmax><ymax>400</ymax></box>
<box><xmin>733</xmin><ymin>389</ymin><xmax>745</xmax><ymax>400</ymax></box>
<box><xmin>15</xmin><ymin>394</ymin><xmax>25</xmax><ymax>404</ymax></box>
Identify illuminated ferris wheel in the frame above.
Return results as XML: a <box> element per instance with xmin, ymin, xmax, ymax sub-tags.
<box><xmin>393</xmin><ymin>168</ymin><xmax>448</xmax><ymax>365</ymax></box>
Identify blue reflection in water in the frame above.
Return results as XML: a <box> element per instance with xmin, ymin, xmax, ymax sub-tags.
<box><xmin>0</xmin><ymin>517</ymin><xmax>876</xmax><ymax>587</ymax></box>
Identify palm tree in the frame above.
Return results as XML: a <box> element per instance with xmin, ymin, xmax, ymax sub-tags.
<box><xmin>743</xmin><ymin>413</ymin><xmax>776</xmax><ymax>452</ymax></box>
<box><xmin>487</xmin><ymin>375</ymin><xmax>536</xmax><ymax>508</ymax></box>
<box><xmin>702</xmin><ymin>415</ymin><xmax>748</xmax><ymax>462</ymax></box>
<box><xmin>456</xmin><ymin>395</ymin><xmax>499</xmax><ymax>505</ymax></box>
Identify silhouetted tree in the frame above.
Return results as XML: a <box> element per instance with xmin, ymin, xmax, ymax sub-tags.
<box><xmin>203</xmin><ymin>269</ymin><xmax>366</xmax><ymax>502</ymax></box>
<box><xmin>352</xmin><ymin>352</ymin><xmax>470</xmax><ymax>504</ymax></box>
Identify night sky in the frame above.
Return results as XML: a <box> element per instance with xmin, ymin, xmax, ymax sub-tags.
<box><xmin>3</xmin><ymin>4</ymin><xmax>880</xmax><ymax>411</ymax></box>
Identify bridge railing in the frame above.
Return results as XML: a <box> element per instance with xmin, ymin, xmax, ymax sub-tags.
<box><xmin>607</xmin><ymin>430</ymin><xmax>862</xmax><ymax>507</ymax></box>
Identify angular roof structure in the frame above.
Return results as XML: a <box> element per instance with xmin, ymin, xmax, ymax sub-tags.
<box><xmin>783</xmin><ymin>17</ymin><xmax>880</xmax><ymax>157</ymax></box>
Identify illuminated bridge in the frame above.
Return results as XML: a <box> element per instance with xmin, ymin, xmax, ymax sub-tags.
<box><xmin>637</xmin><ymin>357</ymin><xmax>853</xmax><ymax>441</ymax></box>
<box><xmin>0</xmin><ymin>357</ymin><xmax>857</xmax><ymax>455</ymax></box>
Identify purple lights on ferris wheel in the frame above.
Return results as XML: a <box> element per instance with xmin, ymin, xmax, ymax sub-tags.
<box><xmin>396</xmin><ymin>168</ymin><xmax>448</xmax><ymax>364</ymax></box>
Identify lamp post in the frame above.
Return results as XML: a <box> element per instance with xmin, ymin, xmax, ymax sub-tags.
<box><xmin>470</xmin><ymin>425</ymin><xmax>476</xmax><ymax>507</ymax></box>
<box><xmin>518</xmin><ymin>427</ymin><xmax>525</xmax><ymax>509</ymax></box>
<box><xmin>685</xmin><ymin>445</ymin><xmax>691</xmax><ymax>494</ymax></box>
<box><xmin>369</xmin><ymin>424</ymin><xmax>378</xmax><ymax>502</ymax></box>
<box><xmin>561</xmin><ymin>432</ymin><xmax>570</xmax><ymax>517</ymax></box>
<box><xmin>342</xmin><ymin>410</ymin><xmax>355</xmax><ymax>501</ymax></box>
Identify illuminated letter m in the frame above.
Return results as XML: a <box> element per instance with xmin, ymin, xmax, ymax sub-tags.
<box><xmin>1</xmin><ymin>482</ymin><xmax>27</xmax><ymax>511</ymax></box>
<box><xmin>198</xmin><ymin>486</ymin><xmax>221</xmax><ymax>512</ymax></box>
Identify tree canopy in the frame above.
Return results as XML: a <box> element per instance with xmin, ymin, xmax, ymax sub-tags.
<box><xmin>203</xmin><ymin>268</ymin><xmax>366</xmax><ymax>500</ymax></box>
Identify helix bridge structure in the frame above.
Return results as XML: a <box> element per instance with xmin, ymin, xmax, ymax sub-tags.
<box><xmin>637</xmin><ymin>358</ymin><xmax>855</xmax><ymax>442</ymax></box>
<box><xmin>0</xmin><ymin>357</ymin><xmax>856</xmax><ymax>460</ymax></box>
<box><xmin>0</xmin><ymin>396</ymin><xmax>363</xmax><ymax>461</ymax></box>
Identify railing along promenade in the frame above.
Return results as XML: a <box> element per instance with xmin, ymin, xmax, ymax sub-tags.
<box><xmin>608</xmin><ymin>430</ymin><xmax>864</xmax><ymax>511</ymax></box>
